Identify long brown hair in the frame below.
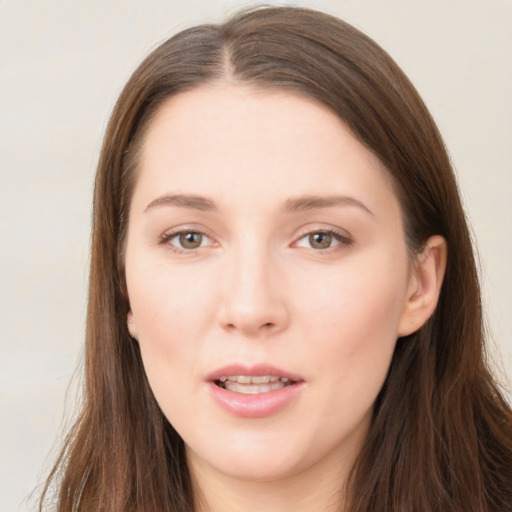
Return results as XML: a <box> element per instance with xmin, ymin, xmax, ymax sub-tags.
<box><xmin>40</xmin><ymin>6</ymin><xmax>512</xmax><ymax>511</ymax></box>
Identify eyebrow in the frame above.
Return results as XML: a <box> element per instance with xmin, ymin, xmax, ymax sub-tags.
<box><xmin>283</xmin><ymin>195</ymin><xmax>374</xmax><ymax>216</ymax></box>
<box><xmin>145</xmin><ymin>194</ymin><xmax>217</xmax><ymax>212</ymax></box>
<box><xmin>144</xmin><ymin>193</ymin><xmax>374</xmax><ymax>216</ymax></box>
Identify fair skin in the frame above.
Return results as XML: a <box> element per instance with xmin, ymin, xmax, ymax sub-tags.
<box><xmin>125</xmin><ymin>84</ymin><xmax>446</xmax><ymax>512</ymax></box>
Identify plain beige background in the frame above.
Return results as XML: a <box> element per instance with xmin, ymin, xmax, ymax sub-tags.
<box><xmin>1</xmin><ymin>1</ymin><xmax>511</xmax><ymax>510</ymax></box>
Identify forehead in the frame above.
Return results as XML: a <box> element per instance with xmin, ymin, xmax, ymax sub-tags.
<box><xmin>133</xmin><ymin>84</ymin><xmax>399</xmax><ymax>218</ymax></box>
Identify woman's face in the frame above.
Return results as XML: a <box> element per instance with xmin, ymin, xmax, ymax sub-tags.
<box><xmin>125</xmin><ymin>85</ymin><xmax>419</xmax><ymax>484</ymax></box>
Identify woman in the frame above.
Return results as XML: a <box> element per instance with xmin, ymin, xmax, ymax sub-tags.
<box><xmin>40</xmin><ymin>6</ymin><xmax>512</xmax><ymax>511</ymax></box>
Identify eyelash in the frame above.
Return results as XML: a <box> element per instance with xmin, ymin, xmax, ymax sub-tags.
<box><xmin>294</xmin><ymin>229</ymin><xmax>353</xmax><ymax>253</ymax></box>
<box><xmin>159</xmin><ymin>230</ymin><xmax>213</xmax><ymax>255</ymax></box>
<box><xmin>159</xmin><ymin>228</ymin><xmax>353</xmax><ymax>255</ymax></box>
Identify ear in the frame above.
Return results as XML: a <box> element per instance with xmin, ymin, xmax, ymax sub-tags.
<box><xmin>127</xmin><ymin>311</ymin><xmax>139</xmax><ymax>340</ymax></box>
<box><xmin>398</xmin><ymin>235</ymin><xmax>447</xmax><ymax>337</ymax></box>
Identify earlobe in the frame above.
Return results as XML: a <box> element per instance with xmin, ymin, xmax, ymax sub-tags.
<box><xmin>127</xmin><ymin>312</ymin><xmax>138</xmax><ymax>339</ymax></box>
<box><xmin>398</xmin><ymin>235</ymin><xmax>447</xmax><ymax>337</ymax></box>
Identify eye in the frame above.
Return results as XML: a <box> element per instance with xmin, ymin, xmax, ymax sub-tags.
<box><xmin>295</xmin><ymin>229</ymin><xmax>351</xmax><ymax>251</ymax></box>
<box><xmin>163</xmin><ymin>230</ymin><xmax>212</xmax><ymax>252</ymax></box>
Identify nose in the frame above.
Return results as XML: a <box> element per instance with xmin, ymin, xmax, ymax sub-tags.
<box><xmin>217</xmin><ymin>244</ymin><xmax>289</xmax><ymax>338</ymax></box>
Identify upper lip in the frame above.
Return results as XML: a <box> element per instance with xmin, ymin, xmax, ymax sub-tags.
<box><xmin>206</xmin><ymin>364</ymin><xmax>304</xmax><ymax>383</ymax></box>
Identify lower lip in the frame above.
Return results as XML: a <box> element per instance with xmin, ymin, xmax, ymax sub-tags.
<box><xmin>206</xmin><ymin>381</ymin><xmax>304</xmax><ymax>418</ymax></box>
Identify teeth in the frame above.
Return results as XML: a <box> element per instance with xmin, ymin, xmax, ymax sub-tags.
<box><xmin>223</xmin><ymin>381</ymin><xmax>286</xmax><ymax>394</ymax></box>
<box><xmin>217</xmin><ymin>375</ymin><xmax>292</xmax><ymax>385</ymax></box>
<box><xmin>216</xmin><ymin>375</ymin><xmax>295</xmax><ymax>393</ymax></box>
<box><xmin>250</xmin><ymin>376</ymin><xmax>270</xmax><ymax>384</ymax></box>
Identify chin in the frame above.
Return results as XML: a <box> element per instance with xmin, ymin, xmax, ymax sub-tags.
<box><xmin>193</xmin><ymin>450</ymin><xmax>306</xmax><ymax>483</ymax></box>
<box><xmin>185</xmin><ymin>426</ymin><xmax>341</xmax><ymax>485</ymax></box>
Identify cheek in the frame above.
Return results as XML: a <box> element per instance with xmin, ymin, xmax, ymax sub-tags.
<box><xmin>299</xmin><ymin>253</ymin><xmax>409</xmax><ymax>342</ymax></box>
<box><xmin>295</xmin><ymin>255</ymin><xmax>409</xmax><ymax>406</ymax></box>
<box><xmin>129</xmin><ymin>257</ymin><xmax>217</xmax><ymax>336</ymax></box>
<box><xmin>126</xmin><ymin>260</ymin><xmax>219</xmax><ymax>396</ymax></box>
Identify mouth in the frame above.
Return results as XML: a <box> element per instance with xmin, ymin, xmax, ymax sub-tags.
<box><xmin>206</xmin><ymin>365</ymin><xmax>304</xmax><ymax>417</ymax></box>
<box><xmin>215</xmin><ymin>375</ymin><xmax>295</xmax><ymax>394</ymax></box>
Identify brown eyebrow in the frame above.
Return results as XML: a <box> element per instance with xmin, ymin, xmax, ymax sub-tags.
<box><xmin>144</xmin><ymin>193</ymin><xmax>373</xmax><ymax>216</ymax></box>
<box><xmin>283</xmin><ymin>195</ymin><xmax>374</xmax><ymax>216</ymax></box>
<box><xmin>145</xmin><ymin>194</ymin><xmax>218</xmax><ymax>212</ymax></box>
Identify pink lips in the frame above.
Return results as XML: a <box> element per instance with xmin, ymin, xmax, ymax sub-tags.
<box><xmin>205</xmin><ymin>364</ymin><xmax>305</xmax><ymax>419</ymax></box>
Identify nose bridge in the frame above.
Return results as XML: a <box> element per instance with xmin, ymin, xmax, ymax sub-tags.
<box><xmin>218</xmin><ymin>234</ymin><xmax>288</xmax><ymax>336</ymax></box>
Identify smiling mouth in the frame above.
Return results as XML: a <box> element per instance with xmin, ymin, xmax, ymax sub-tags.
<box><xmin>215</xmin><ymin>375</ymin><xmax>295</xmax><ymax>394</ymax></box>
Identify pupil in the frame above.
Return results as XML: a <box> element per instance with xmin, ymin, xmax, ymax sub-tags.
<box><xmin>310</xmin><ymin>232</ymin><xmax>331</xmax><ymax>249</ymax></box>
<box><xmin>180</xmin><ymin>232</ymin><xmax>202</xmax><ymax>249</ymax></box>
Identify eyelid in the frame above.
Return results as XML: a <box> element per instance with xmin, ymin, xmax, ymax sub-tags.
<box><xmin>158</xmin><ymin>225</ymin><xmax>216</xmax><ymax>253</ymax></box>
<box><xmin>292</xmin><ymin>226</ymin><xmax>353</xmax><ymax>251</ymax></box>
<box><xmin>157</xmin><ymin>224</ymin><xmax>353</xmax><ymax>254</ymax></box>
